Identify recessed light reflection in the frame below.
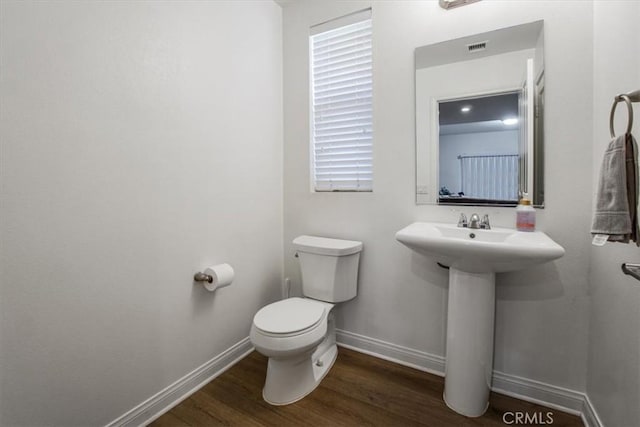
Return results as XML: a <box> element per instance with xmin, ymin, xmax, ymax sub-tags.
<box><xmin>460</xmin><ymin>106</ymin><xmax>472</xmax><ymax>113</ymax></box>
<box><xmin>502</xmin><ymin>118</ymin><xmax>518</xmax><ymax>125</ymax></box>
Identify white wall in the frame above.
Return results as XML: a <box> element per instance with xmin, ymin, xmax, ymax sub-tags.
<box><xmin>588</xmin><ymin>1</ymin><xmax>640</xmax><ymax>426</ymax></box>
<box><xmin>0</xmin><ymin>1</ymin><xmax>282</xmax><ymax>425</ymax></box>
<box><xmin>283</xmin><ymin>0</ymin><xmax>593</xmax><ymax>393</ymax></box>
<box><xmin>439</xmin><ymin>130</ymin><xmax>518</xmax><ymax>194</ymax></box>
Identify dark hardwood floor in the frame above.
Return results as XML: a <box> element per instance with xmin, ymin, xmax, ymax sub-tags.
<box><xmin>150</xmin><ymin>348</ymin><xmax>583</xmax><ymax>426</ymax></box>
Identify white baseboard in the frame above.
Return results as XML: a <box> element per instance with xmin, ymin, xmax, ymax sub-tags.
<box><xmin>491</xmin><ymin>371</ymin><xmax>584</xmax><ymax>416</ymax></box>
<box><xmin>106</xmin><ymin>337</ymin><xmax>253</xmax><ymax>427</ymax></box>
<box><xmin>581</xmin><ymin>394</ymin><xmax>604</xmax><ymax>427</ymax></box>
<box><xmin>336</xmin><ymin>328</ymin><xmax>446</xmax><ymax>377</ymax></box>
<box><xmin>336</xmin><ymin>329</ymin><xmax>592</xmax><ymax>423</ymax></box>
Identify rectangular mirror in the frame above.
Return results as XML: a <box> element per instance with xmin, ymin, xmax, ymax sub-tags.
<box><xmin>415</xmin><ymin>21</ymin><xmax>544</xmax><ymax>206</ymax></box>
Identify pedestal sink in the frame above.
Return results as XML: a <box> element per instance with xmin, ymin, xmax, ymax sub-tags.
<box><xmin>395</xmin><ymin>222</ymin><xmax>565</xmax><ymax>417</ymax></box>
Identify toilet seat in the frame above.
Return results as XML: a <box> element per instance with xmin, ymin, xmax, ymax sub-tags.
<box><xmin>250</xmin><ymin>298</ymin><xmax>335</xmax><ymax>358</ymax></box>
<box><xmin>253</xmin><ymin>298</ymin><xmax>326</xmax><ymax>337</ymax></box>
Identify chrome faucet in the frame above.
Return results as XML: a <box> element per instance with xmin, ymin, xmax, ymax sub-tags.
<box><xmin>458</xmin><ymin>213</ymin><xmax>490</xmax><ymax>229</ymax></box>
<box><xmin>468</xmin><ymin>213</ymin><xmax>481</xmax><ymax>229</ymax></box>
<box><xmin>461</xmin><ymin>213</ymin><xmax>491</xmax><ymax>229</ymax></box>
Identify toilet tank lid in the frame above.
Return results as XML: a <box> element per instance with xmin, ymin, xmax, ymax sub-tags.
<box><xmin>293</xmin><ymin>235</ymin><xmax>363</xmax><ymax>256</ymax></box>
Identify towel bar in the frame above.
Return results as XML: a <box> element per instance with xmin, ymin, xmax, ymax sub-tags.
<box><xmin>621</xmin><ymin>263</ymin><xmax>640</xmax><ymax>281</ymax></box>
<box><xmin>610</xmin><ymin>89</ymin><xmax>640</xmax><ymax>138</ymax></box>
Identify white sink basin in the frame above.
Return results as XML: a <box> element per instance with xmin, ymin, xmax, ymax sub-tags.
<box><xmin>395</xmin><ymin>221</ymin><xmax>565</xmax><ymax>417</ymax></box>
<box><xmin>395</xmin><ymin>221</ymin><xmax>565</xmax><ymax>273</ymax></box>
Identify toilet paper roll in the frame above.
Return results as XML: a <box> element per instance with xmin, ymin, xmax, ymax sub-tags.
<box><xmin>203</xmin><ymin>263</ymin><xmax>234</xmax><ymax>292</ymax></box>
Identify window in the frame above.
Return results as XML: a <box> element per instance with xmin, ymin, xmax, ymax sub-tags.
<box><xmin>310</xmin><ymin>9</ymin><xmax>372</xmax><ymax>192</ymax></box>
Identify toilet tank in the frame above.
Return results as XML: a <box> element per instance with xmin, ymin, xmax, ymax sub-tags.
<box><xmin>293</xmin><ymin>235</ymin><xmax>363</xmax><ymax>303</ymax></box>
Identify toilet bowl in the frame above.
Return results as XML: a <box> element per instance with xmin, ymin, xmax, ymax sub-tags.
<box><xmin>250</xmin><ymin>297</ymin><xmax>337</xmax><ymax>405</ymax></box>
<box><xmin>249</xmin><ymin>235</ymin><xmax>362</xmax><ymax>405</ymax></box>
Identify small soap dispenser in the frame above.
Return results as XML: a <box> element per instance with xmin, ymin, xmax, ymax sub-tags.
<box><xmin>516</xmin><ymin>198</ymin><xmax>536</xmax><ymax>232</ymax></box>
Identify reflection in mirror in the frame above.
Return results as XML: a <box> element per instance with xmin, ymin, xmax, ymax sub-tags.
<box><xmin>438</xmin><ymin>92</ymin><xmax>520</xmax><ymax>204</ymax></box>
<box><xmin>415</xmin><ymin>21</ymin><xmax>544</xmax><ymax>206</ymax></box>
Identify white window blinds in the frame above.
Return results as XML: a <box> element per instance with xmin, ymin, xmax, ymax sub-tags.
<box><xmin>310</xmin><ymin>10</ymin><xmax>372</xmax><ymax>192</ymax></box>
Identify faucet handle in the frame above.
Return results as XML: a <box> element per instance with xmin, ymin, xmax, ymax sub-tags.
<box><xmin>457</xmin><ymin>213</ymin><xmax>468</xmax><ymax>228</ymax></box>
<box><xmin>481</xmin><ymin>214</ymin><xmax>491</xmax><ymax>229</ymax></box>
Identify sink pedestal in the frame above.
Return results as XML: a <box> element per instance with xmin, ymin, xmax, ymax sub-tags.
<box><xmin>443</xmin><ymin>268</ymin><xmax>495</xmax><ymax>417</ymax></box>
<box><xmin>395</xmin><ymin>222</ymin><xmax>565</xmax><ymax>417</ymax></box>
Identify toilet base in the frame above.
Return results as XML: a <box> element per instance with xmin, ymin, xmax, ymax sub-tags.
<box><xmin>263</xmin><ymin>343</ymin><xmax>337</xmax><ymax>405</ymax></box>
<box><xmin>262</xmin><ymin>313</ymin><xmax>337</xmax><ymax>405</ymax></box>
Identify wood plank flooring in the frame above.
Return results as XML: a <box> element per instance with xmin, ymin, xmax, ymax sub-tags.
<box><xmin>150</xmin><ymin>348</ymin><xmax>583</xmax><ymax>426</ymax></box>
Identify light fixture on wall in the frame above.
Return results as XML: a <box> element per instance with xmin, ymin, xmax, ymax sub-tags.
<box><xmin>439</xmin><ymin>0</ymin><xmax>481</xmax><ymax>10</ymax></box>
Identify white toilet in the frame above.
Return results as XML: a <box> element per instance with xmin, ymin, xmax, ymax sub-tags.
<box><xmin>250</xmin><ymin>235</ymin><xmax>362</xmax><ymax>405</ymax></box>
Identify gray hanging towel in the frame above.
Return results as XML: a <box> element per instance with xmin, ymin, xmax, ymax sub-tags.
<box><xmin>591</xmin><ymin>133</ymin><xmax>639</xmax><ymax>244</ymax></box>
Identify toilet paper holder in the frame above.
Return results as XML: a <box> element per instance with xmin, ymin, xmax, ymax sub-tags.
<box><xmin>194</xmin><ymin>272</ymin><xmax>213</xmax><ymax>283</ymax></box>
<box><xmin>194</xmin><ymin>264</ymin><xmax>234</xmax><ymax>291</ymax></box>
